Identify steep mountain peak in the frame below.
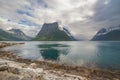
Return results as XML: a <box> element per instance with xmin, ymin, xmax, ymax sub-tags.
<box><xmin>41</xmin><ymin>22</ymin><xmax>59</xmax><ymax>32</ymax></box>
<box><xmin>34</xmin><ymin>22</ymin><xmax>75</xmax><ymax>41</ymax></box>
<box><xmin>44</xmin><ymin>22</ymin><xmax>58</xmax><ymax>25</ymax></box>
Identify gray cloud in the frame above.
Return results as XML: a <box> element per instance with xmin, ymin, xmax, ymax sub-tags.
<box><xmin>0</xmin><ymin>17</ymin><xmax>40</xmax><ymax>37</ymax></box>
<box><xmin>0</xmin><ymin>0</ymin><xmax>120</xmax><ymax>39</ymax></box>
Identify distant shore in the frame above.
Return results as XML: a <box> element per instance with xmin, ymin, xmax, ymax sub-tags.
<box><xmin>0</xmin><ymin>42</ymin><xmax>120</xmax><ymax>80</ymax></box>
<box><xmin>0</xmin><ymin>42</ymin><xmax>24</xmax><ymax>48</ymax></box>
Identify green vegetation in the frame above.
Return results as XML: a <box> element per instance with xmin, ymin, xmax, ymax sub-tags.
<box><xmin>34</xmin><ymin>30</ymin><xmax>73</xmax><ymax>41</ymax></box>
<box><xmin>0</xmin><ymin>29</ymin><xmax>30</xmax><ymax>41</ymax></box>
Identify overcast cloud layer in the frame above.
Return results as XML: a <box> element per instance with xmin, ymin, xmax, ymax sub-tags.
<box><xmin>0</xmin><ymin>0</ymin><xmax>120</xmax><ymax>40</ymax></box>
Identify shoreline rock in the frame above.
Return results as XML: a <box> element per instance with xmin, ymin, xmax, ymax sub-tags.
<box><xmin>0</xmin><ymin>59</ymin><xmax>89</xmax><ymax>80</ymax></box>
<box><xmin>0</xmin><ymin>43</ymin><xmax>120</xmax><ymax>80</ymax></box>
<box><xmin>0</xmin><ymin>51</ymin><xmax>119</xmax><ymax>80</ymax></box>
<box><xmin>0</xmin><ymin>42</ymin><xmax>24</xmax><ymax>48</ymax></box>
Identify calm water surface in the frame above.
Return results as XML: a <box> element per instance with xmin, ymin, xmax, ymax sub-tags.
<box><xmin>1</xmin><ymin>41</ymin><xmax>120</xmax><ymax>70</ymax></box>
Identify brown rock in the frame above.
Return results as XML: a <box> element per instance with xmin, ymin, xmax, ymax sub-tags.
<box><xmin>30</xmin><ymin>63</ymin><xmax>37</xmax><ymax>68</ymax></box>
<box><xmin>0</xmin><ymin>72</ymin><xmax>20</xmax><ymax>80</ymax></box>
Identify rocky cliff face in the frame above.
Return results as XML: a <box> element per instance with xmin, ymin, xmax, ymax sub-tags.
<box><xmin>92</xmin><ymin>26</ymin><xmax>120</xmax><ymax>41</ymax></box>
<box><xmin>34</xmin><ymin>22</ymin><xmax>75</xmax><ymax>41</ymax></box>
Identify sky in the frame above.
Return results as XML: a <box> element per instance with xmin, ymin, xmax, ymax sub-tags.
<box><xmin>0</xmin><ymin>0</ymin><xmax>120</xmax><ymax>40</ymax></box>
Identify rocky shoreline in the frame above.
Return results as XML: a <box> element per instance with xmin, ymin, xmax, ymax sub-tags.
<box><xmin>0</xmin><ymin>42</ymin><xmax>120</xmax><ymax>80</ymax></box>
<box><xmin>0</xmin><ymin>42</ymin><xmax>24</xmax><ymax>48</ymax></box>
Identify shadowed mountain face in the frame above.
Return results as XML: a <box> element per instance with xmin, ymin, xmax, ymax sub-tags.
<box><xmin>92</xmin><ymin>26</ymin><xmax>120</xmax><ymax>41</ymax></box>
<box><xmin>34</xmin><ymin>22</ymin><xmax>75</xmax><ymax>41</ymax></box>
<box><xmin>0</xmin><ymin>28</ymin><xmax>31</xmax><ymax>41</ymax></box>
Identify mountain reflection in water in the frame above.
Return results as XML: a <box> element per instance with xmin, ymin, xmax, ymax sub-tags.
<box><xmin>39</xmin><ymin>44</ymin><xmax>69</xmax><ymax>60</ymax></box>
<box><xmin>1</xmin><ymin>41</ymin><xmax>120</xmax><ymax>70</ymax></box>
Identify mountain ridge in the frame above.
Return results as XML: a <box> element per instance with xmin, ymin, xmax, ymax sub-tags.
<box><xmin>34</xmin><ymin>22</ymin><xmax>75</xmax><ymax>41</ymax></box>
<box><xmin>92</xmin><ymin>25</ymin><xmax>120</xmax><ymax>41</ymax></box>
<box><xmin>0</xmin><ymin>28</ymin><xmax>31</xmax><ymax>41</ymax></box>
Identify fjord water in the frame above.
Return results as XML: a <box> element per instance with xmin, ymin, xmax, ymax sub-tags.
<box><xmin>1</xmin><ymin>41</ymin><xmax>120</xmax><ymax>70</ymax></box>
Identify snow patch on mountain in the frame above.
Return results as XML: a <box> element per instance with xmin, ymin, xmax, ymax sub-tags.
<box><xmin>96</xmin><ymin>25</ymin><xmax>120</xmax><ymax>36</ymax></box>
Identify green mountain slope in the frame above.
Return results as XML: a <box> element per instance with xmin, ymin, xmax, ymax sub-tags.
<box><xmin>0</xmin><ymin>29</ymin><xmax>31</xmax><ymax>41</ymax></box>
<box><xmin>34</xmin><ymin>22</ymin><xmax>74</xmax><ymax>41</ymax></box>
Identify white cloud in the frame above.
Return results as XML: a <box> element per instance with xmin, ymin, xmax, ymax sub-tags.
<box><xmin>0</xmin><ymin>17</ymin><xmax>40</xmax><ymax>37</ymax></box>
<box><xmin>0</xmin><ymin>0</ymin><xmax>120</xmax><ymax>40</ymax></box>
<box><xmin>36</xmin><ymin>0</ymin><xmax>97</xmax><ymax>24</ymax></box>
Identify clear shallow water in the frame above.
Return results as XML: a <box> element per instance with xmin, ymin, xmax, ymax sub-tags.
<box><xmin>1</xmin><ymin>41</ymin><xmax>120</xmax><ymax>70</ymax></box>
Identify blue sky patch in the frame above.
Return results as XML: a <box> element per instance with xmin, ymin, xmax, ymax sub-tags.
<box><xmin>18</xmin><ymin>19</ymin><xmax>40</xmax><ymax>27</ymax></box>
<box><xmin>37</xmin><ymin>0</ymin><xmax>48</xmax><ymax>8</ymax></box>
<box><xmin>17</xmin><ymin>10</ymin><xmax>33</xmax><ymax>17</ymax></box>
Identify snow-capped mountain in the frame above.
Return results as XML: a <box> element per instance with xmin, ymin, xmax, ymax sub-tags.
<box><xmin>96</xmin><ymin>25</ymin><xmax>120</xmax><ymax>36</ymax></box>
<box><xmin>0</xmin><ymin>28</ymin><xmax>31</xmax><ymax>41</ymax></box>
<box><xmin>92</xmin><ymin>25</ymin><xmax>120</xmax><ymax>41</ymax></box>
<box><xmin>8</xmin><ymin>29</ymin><xmax>26</xmax><ymax>36</ymax></box>
<box><xmin>8</xmin><ymin>29</ymin><xmax>31</xmax><ymax>40</ymax></box>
